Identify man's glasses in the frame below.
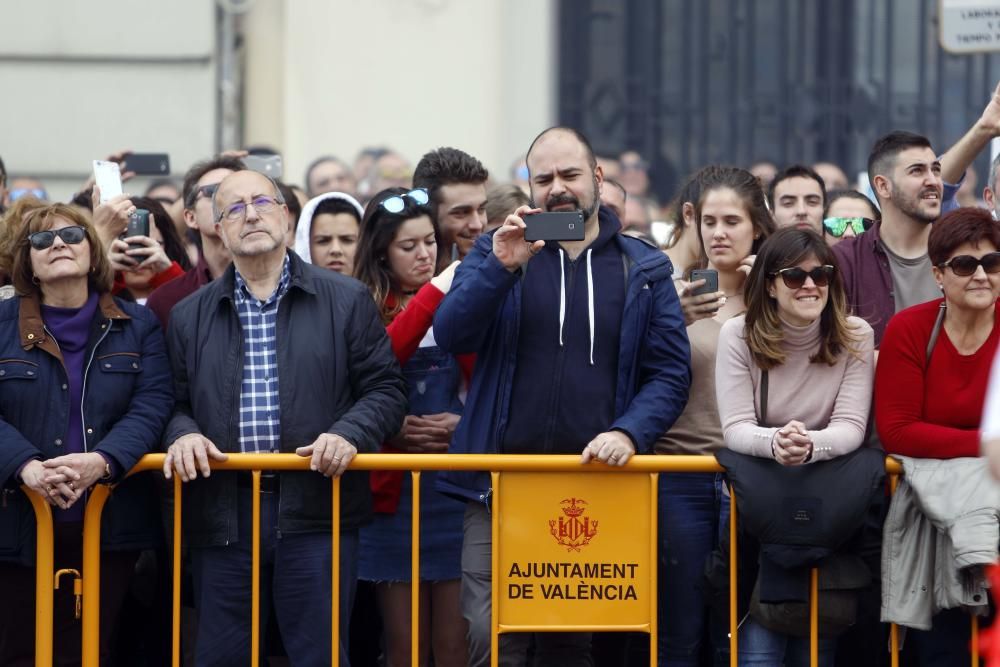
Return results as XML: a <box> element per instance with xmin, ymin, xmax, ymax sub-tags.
<box><xmin>771</xmin><ymin>265</ymin><xmax>835</xmax><ymax>289</ymax></box>
<box><xmin>380</xmin><ymin>188</ymin><xmax>429</xmax><ymax>214</ymax></box>
<box><xmin>938</xmin><ymin>251</ymin><xmax>1000</xmax><ymax>277</ymax></box>
<box><xmin>822</xmin><ymin>217</ymin><xmax>875</xmax><ymax>238</ymax></box>
<box><xmin>187</xmin><ymin>183</ymin><xmax>219</xmax><ymax>208</ymax></box>
<box><xmin>218</xmin><ymin>195</ymin><xmax>281</xmax><ymax>222</ymax></box>
<box><xmin>29</xmin><ymin>226</ymin><xmax>87</xmax><ymax>250</ymax></box>
<box><xmin>10</xmin><ymin>188</ymin><xmax>48</xmax><ymax>203</ymax></box>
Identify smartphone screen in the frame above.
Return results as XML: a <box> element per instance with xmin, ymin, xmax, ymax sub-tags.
<box><xmin>93</xmin><ymin>160</ymin><xmax>123</xmax><ymax>203</ymax></box>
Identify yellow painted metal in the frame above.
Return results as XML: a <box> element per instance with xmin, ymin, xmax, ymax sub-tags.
<box><xmin>53</xmin><ymin>569</ymin><xmax>82</xmax><ymax>619</ymax></box>
<box><xmin>251</xmin><ymin>471</ymin><xmax>261</xmax><ymax>667</ymax></box>
<box><xmin>649</xmin><ymin>473</ymin><xmax>658</xmax><ymax>667</ymax></box>
<box><xmin>25</xmin><ymin>488</ymin><xmax>54</xmax><ymax>667</ymax></box>
<box><xmin>810</xmin><ymin>567</ymin><xmax>819</xmax><ymax>666</ymax></box>
<box><xmin>82</xmin><ymin>483</ymin><xmax>111</xmax><ymax>666</ymax></box>
<box><xmin>972</xmin><ymin>615</ymin><xmax>979</xmax><ymax>666</ymax></box>
<box><xmin>68</xmin><ymin>452</ymin><xmax>913</xmax><ymax>667</ymax></box>
<box><xmin>332</xmin><ymin>475</ymin><xmax>341</xmax><ymax>667</ymax></box>
<box><xmin>172</xmin><ymin>475</ymin><xmax>181</xmax><ymax>667</ymax></box>
<box><xmin>889</xmin><ymin>473</ymin><xmax>899</xmax><ymax>667</ymax></box>
<box><xmin>411</xmin><ymin>471</ymin><xmax>421</xmax><ymax>667</ymax></box>
<box><xmin>729</xmin><ymin>487</ymin><xmax>738</xmax><ymax>667</ymax></box>
<box><xmin>491</xmin><ymin>471</ymin><xmax>500</xmax><ymax>667</ymax></box>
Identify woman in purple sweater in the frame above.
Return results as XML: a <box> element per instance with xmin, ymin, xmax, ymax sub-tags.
<box><xmin>715</xmin><ymin>227</ymin><xmax>874</xmax><ymax>665</ymax></box>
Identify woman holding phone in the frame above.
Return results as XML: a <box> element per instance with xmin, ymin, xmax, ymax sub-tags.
<box><xmin>655</xmin><ymin>165</ymin><xmax>775</xmax><ymax>664</ymax></box>
<box><xmin>354</xmin><ymin>187</ymin><xmax>467</xmax><ymax>667</ymax></box>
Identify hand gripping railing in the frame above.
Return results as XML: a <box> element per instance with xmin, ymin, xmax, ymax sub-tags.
<box><xmin>17</xmin><ymin>453</ymin><xmax>985</xmax><ymax>667</ymax></box>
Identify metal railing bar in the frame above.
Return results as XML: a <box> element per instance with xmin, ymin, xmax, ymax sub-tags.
<box><xmin>24</xmin><ymin>488</ymin><xmax>54</xmax><ymax>667</ymax></box>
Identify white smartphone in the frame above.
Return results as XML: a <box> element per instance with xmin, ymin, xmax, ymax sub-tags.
<box><xmin>93</xmin><ymin>160</ymin><xmax>123</xmax><ymax>203</ymax></box>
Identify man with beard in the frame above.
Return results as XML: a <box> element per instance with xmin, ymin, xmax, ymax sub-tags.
<box><xmin>832</xmin><ymin>131</ymin><xmax>944</xmax><ymax>347</ymax></box>
<box><xmin>412</xmin><ymin>146</ymin><xmax>489</xmax><ymax>271</ymax></box>
<box><xmin>433</xmin><ymin>126</ymin><xmax>691</xmax><ymax>667</ymax></box>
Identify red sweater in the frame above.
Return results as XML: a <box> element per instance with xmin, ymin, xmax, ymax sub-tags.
<box><xmin>875</xmin><ymin>298</ymin><xmax>1000</xmax><ymax>458</ymax></box>
<box><xmin>372</xmin><ymin>282</ymin><xmax>474</xmax><ymax>513</ymax></box>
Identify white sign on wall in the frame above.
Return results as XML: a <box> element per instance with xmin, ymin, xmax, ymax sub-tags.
<box><xmin>940</xmin><ymin>0</ymin><xmax>1000</xmax><ymax>53</ymax></box>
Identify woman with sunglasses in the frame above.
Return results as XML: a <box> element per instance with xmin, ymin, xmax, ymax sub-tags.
<box><xmin>822</xmin><ymin>190</ymin><xmax>879</xmax><ymax>246</ymax></box>
<box><xmin>657</xmin><ymin>165</ymin><xmax>775</xmax><ymax>664</ymax></box>
<box><xmin>354</xmin><ymin>187</ymin><xmax>468</xmax><ymax>667</ymax></box>
<box><xmin>875</xmin><ymin>206</ymin><xmax>1000</xmax><ymax>664</ymax></box>
<box><xmin>0</xmin><ymin>203</ymin><xmax>172</xmax><ymax>664</ymax></box>
<box><xmin>716</xmin><ymin>227</ymin><xmax>874</xmax><ymax>665</ymax></box>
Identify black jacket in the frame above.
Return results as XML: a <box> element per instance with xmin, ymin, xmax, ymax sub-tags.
<box><xmin>164</xmin><ymin>251</ymin><xmax>406</xmax><ymax>547</ymax></box>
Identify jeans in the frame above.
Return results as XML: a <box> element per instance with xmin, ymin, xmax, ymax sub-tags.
<box><xmin>190</xmin><ymin>487</ymin><xmax>359</xmax><ymax>666</ymax></box>
<box><xmin>658</xmin><ymin>472</ymin><xmax>728</xmax><ymax>666</ymax></box>
<box><xmin>738</xmin><ymin>618</ymin><xmax>835</xmax><ymax>666</ymax></box>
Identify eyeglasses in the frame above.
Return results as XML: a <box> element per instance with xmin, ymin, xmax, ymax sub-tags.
<box><xmin>938</xmin><ymin>252</ymin><xmax>1000</xmax><ymax>277</ymax></box>
<box><xmin>218</xmin><ymin>195</ymin><xmax>281</xmax><ymax>222</ymax></box>
<box><xmin>187</xmin><ymin>183</ymin><xmax>219</xmax><ymax>208</ymax></box>
<box><xmin>10</xmin><ymin>188</ymin><xmax>47</xmax><ymax>203</ymax></box>
<box><xmin>771</xmin><ymin>265</ymin><xmax>835</xmax><ymax>289</ymax></box>
<box><xmin>29</xmin><ymin>226</ymin><xmax>87</xmax><ymax>250</ymax></box>
<box><xmin>380</xmin><ymin>188</ymin><xmax>429</xmax><ymax>214</ymax></box>
<box><xmin>822</xmin><ymin>217</ymin><xmax>875</xmax><ymax>238</ymax></box>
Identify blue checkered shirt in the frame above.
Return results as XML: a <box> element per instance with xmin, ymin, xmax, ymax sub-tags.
<box><xmin>233</xmin><ymin>256</ymin><xmax>291</xmax><ymax>453</ymax></box>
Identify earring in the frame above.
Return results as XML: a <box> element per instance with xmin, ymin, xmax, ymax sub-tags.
<box><xmin>768</xmin><ymin>291</ymin><xmax>775</xmax><ymax>298</ymax></box>
<box><xmin>31</xmin><ymin>275</ymin><xmax>40</xmax><ymax>286</ymax></box>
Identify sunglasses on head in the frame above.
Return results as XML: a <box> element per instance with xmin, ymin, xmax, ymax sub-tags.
<box><xmin>380</xmin><ymin>188</ymin><xmax>429</xmax><ymax>214</ymax></box>
<box><xmin>771</xmin><ymin>265</ymin><xmax>835</xmax><ymax>290</ymax></box>
<box><xmin>10</xmin><ymin>188</ymin><xmax>48</xmax><ymax>203</ymax></box>
<box><xmin>187</xmin><ymin>183</ymin><xmax>219</xmax><ymax>208</ymax></box>
<box><xmin>938</xmin><ymin>251</ymin><xmax>1000</xmax><ymax>277</ymax></box>
<box><xmin>29</xmin><ymin>226</ymin><xmax>87</xmax><ymax>250</ymax></box>
<box><xmin>822</xmin><ymin>217</ymin><xmax>875</xmax><ymax>238</ymax></box>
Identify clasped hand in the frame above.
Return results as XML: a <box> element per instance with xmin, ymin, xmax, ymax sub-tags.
<box><xmin>21</xmin><ymin>453</ymin><xmax>108</xmax><ymax>509</ymax></box>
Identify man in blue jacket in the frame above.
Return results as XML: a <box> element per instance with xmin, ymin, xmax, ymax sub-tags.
<box><xmin>433</xmin><ymin>126</ymin><xmax>691</xmax><ymax>667</ymax></box>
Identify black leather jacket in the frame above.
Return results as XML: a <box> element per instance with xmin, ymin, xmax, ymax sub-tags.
<box><xmin>164</xmin><ymin>251</ymin><xmax>406</xmax><ymax>547</ymax></box>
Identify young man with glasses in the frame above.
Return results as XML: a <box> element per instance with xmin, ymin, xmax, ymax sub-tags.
<box><xmin>145</xmin><ymin>155</ymin><xmax>244</xmax><ymax>328</ymax></box>
<box><xmin>162</xmin><ymin>168</ymin><xmax>406</xmax><ymax>666</ymax></box>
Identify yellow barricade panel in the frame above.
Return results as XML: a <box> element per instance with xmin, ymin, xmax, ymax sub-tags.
<box><xmin>496</xmin><ymin>471</ymin><xmax>653</xmax><ymax>630</ymax></box>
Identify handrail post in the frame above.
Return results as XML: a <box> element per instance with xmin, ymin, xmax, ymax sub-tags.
<box><xmin>490</xmin><ymin>471</ymin><xmax>500</xmax><ymax>667</ymax></box>
<box><xmin>888</xmin><ymin>474</ymin><xmax>899</xmax><ymax>667</ymax></box>
<box><xmin>331</xmin><ymin>475</ymin><xmax>341</xmax><ymax>667</ymax></box>
<box><xmin>251</xmin><ymin>471</ymin><xmax>261</xmax><ymax>667</ymax></box>
<box><xmin>171</xmin><ymin>475</ymin><xmax>182</xmax><ymax>667</ymax></box>
<box><xmin>649</xmin><ymin>473</ymin><xmax>658</xmax><ymax>667</ymax></box>
<box><xmin>25</xmin><ymin>488</ymin><xmax>54</xmax><ymax>667</ymax></box>
<box><xmin>810</xmin><ymin>567</ymin><xmax>819</xmax><ymax>666</ymax></box>
<box><xmin>81</xmin><ymin>484</ymin><xmax>111</xmax><ymax>667</ymax></box>
<box><xmin>411</xmin><ymin>471</ymin><xmax>421</xmax><ymax>667</ymax></box>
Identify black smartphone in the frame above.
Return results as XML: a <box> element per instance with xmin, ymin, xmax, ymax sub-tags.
<box><xmin>243</xmin><ymin>155</ymin><xmax>283</xmax><ymax>180</ymax></box>
<box><xmin>121</xmin><ymin>153</ymin><xmax>170</xmax><ymax>176</ymax></box>
<box><xmin>524</xmin><ymin>211</ymin><xmax>585</xmax><ymax>242</ymax></box>
<box><xmin>689</xmin><ymin>269</ymin><xmax>719</xmax><ymax>296</ymax></box>
<box><xmin>126</xmin><ymin>209</ymin><xmax>150</xmax><ymax>250</ymax></box>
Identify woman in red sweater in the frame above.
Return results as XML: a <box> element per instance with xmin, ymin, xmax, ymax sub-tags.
<box><xmin>875</xmin><ymin>206</ymin><xmax>1000</xmax><ymax>664</ymax></box>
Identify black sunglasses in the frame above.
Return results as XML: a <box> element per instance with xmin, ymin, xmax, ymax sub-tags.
<box><xmin>771</xmin><ymin>265</ymin><xmax>835</xmax><ymax>290</ymax></box>
<box><xmin>186</xmin><ymin>183</ymin><xmax>219</xmax><ymax>208</ymax></box>
<box><xmin>938</xmin><ymin>251</ymin><xmax>1000</xmax><ymax>277</ymax></box>
<box><xmin>29</xmin><ymin>226</ymin><xmax>87</xmax><ymax>250</ymax></box>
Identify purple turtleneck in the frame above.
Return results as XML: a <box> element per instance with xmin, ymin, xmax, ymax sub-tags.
<box><xmin>41</xmin><ymin>290</ymin><xmax>99</xmax><ymax>521</ymax></box>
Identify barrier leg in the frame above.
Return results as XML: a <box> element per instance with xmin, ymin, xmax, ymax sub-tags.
<box><xmin>251</xmin><ymin>471</ymin><xmax>261</xmax><ymax>667</ymax></box>
<box><xmin>82</xmin><ymin>484</ymin><xmax>111</xmax><ymax>667</ymax></box>
<box><xmin>25</xmin><ymin>489</ymin><xmax>54</xmax><ymax>667</ymax></box>
<box><xmin>172</xmin><ymin>475</ymin><xmax>182</xmax><ymax>667</ymax></box>
<box><xmin>649</xmin><ymin>473</ymin><xmax>658</xmax><ymax>667</ymax></box>
<box><xmin>331</xmin><ymin>475</ymin><xmax>341</xmax><ymax>667</ymax></box>
<box><xmin>888</xmin><ymin>474</ymin><xmax>899</xmax><ymax>667</ymax></box>
<box><xmin>972</xmin><ymin>614</ymin><xmax>979</xmax><ymax>666</ymax></box>
<box><xmin>491</xmin><ymin>471</ymin><xmax>500</xmax><ymax>667</ymax></box>
<box><xmin>810</xmin><ymin>567</ymin><xmax>818</xmax><ymax>667</ymax></box>
<box><xmin>411</xmin><ymin>471</ymin><xmax>421</xmax><ymax>667</ymax></box>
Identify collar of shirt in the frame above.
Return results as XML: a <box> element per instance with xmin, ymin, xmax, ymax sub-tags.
<box><xmin>234</xmin><ymin>254</ymin><xmax>291</xmax><ymax>308</ymax></box>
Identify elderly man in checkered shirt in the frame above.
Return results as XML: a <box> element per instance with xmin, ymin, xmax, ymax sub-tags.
<box><xmin>162</xmin><ymin>169</ymin><xmax>406</xmax><ymax>666</ymax></box>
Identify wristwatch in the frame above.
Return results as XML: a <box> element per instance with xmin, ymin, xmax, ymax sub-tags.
<box><xmin>99</xmin><ymin>458</ymin><xmax>112</xmax><ymax>482</ymax></box>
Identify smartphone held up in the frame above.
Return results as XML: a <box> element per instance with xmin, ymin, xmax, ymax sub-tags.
<box><xmin>523</xmin><ymin>211</ymin><xmax>585</xmax><ymax>242</ymax></box>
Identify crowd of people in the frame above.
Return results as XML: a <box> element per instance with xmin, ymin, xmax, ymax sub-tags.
<box><xmin>2</xmin><ymin>81</ymin><xmax>1000</xmax><ymax>667</ymax></box>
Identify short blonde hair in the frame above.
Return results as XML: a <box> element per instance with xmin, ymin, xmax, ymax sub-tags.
<box><xmin>9</xmin><ymin>203</ymin><xmax>113</xmax><ymax>296</ymax></box>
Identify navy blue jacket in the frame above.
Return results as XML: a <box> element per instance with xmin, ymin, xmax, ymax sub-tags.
<box><xmin>433</xmin><ymin>210</ymin><xmax>692</xmax><ymax>504</ymax></box>
<box><xmin>0</xmin><ymin>292</ymin><xmax>173</xmax><ymax>564</ymax></box>
<box><xmin>165</xmin><ymin>251</ymin><xmax>407</xmax><ymax>547</ymax></box>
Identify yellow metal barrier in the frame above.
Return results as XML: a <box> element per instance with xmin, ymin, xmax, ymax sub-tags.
<box><xmin>25</xmin><ymin>453</ymin><xmax>990</xmax><ymax>666</ymax></box>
